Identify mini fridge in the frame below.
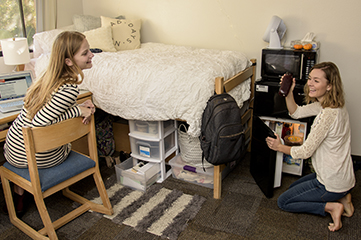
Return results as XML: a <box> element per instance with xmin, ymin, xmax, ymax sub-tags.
<box><xmin>251</xmin><ymin>80</ymin><xmax>313</xmax><ymax>198</ymax></box>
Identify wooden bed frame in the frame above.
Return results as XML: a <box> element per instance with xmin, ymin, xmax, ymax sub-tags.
<box><xmin>212</xmin><ymin>58</ymin><xmax>256</xmax><ymax>199</ymax></box>
<box><xmin>111</xmin><ymin>59</ymin><xmax>257</xmax><ymax>199</ymax></box>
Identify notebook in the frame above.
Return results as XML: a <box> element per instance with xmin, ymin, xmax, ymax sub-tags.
<box><xmin>0</xmin><ymin>70</ymin><xmax>33</xmax><ymax>113</ymax></box>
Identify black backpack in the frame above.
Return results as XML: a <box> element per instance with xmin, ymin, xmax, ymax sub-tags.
<box><xmin>200</xmin><ymin>93</ymin><xmax>245</xmax><ymax>166</ymax></box>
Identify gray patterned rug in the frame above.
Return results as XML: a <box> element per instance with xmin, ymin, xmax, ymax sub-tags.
<box><xmin>82</xmin><ymin>174</ymin><xmax>206</xmax><ymax>240</ymax></box>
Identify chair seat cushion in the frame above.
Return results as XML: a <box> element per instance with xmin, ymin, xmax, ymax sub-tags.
<box><xmin>3</xmin><ymin>151</ymin><xmax>96</xmax><ymax>192</ymax></box>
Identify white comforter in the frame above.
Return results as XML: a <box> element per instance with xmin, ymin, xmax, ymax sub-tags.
<box><xmin>35</xmin><ymin>43</ymin><xmax>251</xmax><ymax>137</ymax></box>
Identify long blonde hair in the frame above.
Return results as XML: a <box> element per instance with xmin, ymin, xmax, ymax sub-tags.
<box><xmin>304</xmin><ymin>62</ymin><xmax>345</xmax><ymax>108</ymax></box>
<box><xmin>24</xmin><ymin>31</ymin><xmax>85</xmax><ymax>119</ymax></box>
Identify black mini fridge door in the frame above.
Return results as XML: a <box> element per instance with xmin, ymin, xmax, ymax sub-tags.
<box><xmin>254</xmin><ymin>80</ymin><xmax>305</xmax><ymax>119</ymax></box>
<box><xmin>250</xmin><ymin>115</ymin><xmax>277</xmax><ymax>198</ymax></box>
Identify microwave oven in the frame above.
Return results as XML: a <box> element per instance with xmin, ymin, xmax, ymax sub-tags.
<box><xmin>261</xmin><ymin>48</ymin><xmax>318</xmax><ymax>84</ymax></box>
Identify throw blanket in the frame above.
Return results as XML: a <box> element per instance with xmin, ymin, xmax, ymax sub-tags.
<box><xmin>35</xmin><ymin>43</ymin><xmax>251</xmax><ymax>137</ymax></box>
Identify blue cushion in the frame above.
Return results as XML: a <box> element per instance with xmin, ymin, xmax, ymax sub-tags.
<box><xmin>3</xmin><ymin>151</ymin><xmax>96</xmax><ymax>192</ymax></box>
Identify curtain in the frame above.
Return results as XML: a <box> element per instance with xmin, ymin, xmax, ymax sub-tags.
<box><xmin>35</xmin><ymin>0</ymin><xmax>57</xmax><ymax>32</ymax></box>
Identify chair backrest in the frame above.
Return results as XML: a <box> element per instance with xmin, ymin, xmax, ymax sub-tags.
<box><xmin>23</xmin><ymin>117</ymin><xmax>91</xmax><ymax>153</ymax></box>
<box><xmin>22</xmin><ymin>115</ymin><xmax>98</xmax><ymax>194</ymax></box>
<box><xmin>22</xmin><ymin>115</ymin><xmax>98</xmax><ymax>168</ymax></box>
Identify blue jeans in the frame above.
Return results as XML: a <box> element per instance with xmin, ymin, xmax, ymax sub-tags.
<box><xmin>277</xmin><ymin>173</ymin><xmax>349</xmax><ymax>216</ymax></box>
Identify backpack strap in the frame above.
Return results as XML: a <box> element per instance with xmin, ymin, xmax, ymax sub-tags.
<box><xmin>202</xmin><ymin>152</ymin><xmax>206</xmax><ymax>172</ymax></box>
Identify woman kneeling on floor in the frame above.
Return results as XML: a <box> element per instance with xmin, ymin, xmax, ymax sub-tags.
<box><xmin>266</xmin><ymin>62</ymin><xmax>355</xmax><ymax>232</ymax></box>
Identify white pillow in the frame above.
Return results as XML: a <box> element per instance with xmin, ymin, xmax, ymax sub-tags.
<box><xmin>101</xmin><ymin>16</ymin><xmax>141</xmax><ymax>51</ymax></box>
<box><xmin>83</xmin><ymin>26</ymin><xmax>117</xmax><ymax>52</ymax></box>
<box><xmin>33</xmin><ymin>29</ymin><xmax>64</xmax><ymax>58</ymax></box>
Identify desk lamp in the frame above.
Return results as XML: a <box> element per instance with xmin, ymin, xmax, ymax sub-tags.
<box><xmin>1</xmin><ymin>37</ymin><xmax>30</xmax><ymax>71</ymax></box>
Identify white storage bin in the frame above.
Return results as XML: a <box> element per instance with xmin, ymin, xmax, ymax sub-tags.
<box><xmin>115</xmin><ymin>157</ymin><xmax>160</xmax><ymax>191</ymax></box>
<box><xmin>129</xmin><ymin>131</ymin><xmax>176</xmax><ymax>160</ymax></box>
<box><xmin>169</xmin><ymin>154</ymin><xmax>214</xmax><ymax>189</ymax></box>
<box><xmin>129</xmin><ymin>120</ymin><xmax>176</xmax><ymax>139</ymax></box>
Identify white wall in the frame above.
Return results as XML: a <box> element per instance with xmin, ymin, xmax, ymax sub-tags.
<box><xmin>56</xmin><ymin>0</ymin><xmax>83</xmax><ymax>27</ymax></box>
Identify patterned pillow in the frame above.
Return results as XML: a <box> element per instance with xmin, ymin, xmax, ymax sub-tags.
<box><xmin>101</xmin><ymin>16</ymin><xmax>141</xmax><ymax>51</ymax></box>
<box><xmin>83</xmin><ymin>26</ymin><xmax>117</xmax><ymax>52</ymax></box>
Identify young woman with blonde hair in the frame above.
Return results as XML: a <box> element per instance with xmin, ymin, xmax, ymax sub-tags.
<box><xmin>266</xmin><ymin>62</ymin><xmax>355</xmax><ymax>232</ymax></box>
<box><xmin>3</xmin><ymin>31</ymin><xmax>96</xmax><ymax>215</ymax></box>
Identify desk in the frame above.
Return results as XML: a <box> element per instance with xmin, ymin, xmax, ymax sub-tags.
<box><xmin>0</xmin><ymin>90</ymin><xmax>92</xmax><ymax>142</ymax></box>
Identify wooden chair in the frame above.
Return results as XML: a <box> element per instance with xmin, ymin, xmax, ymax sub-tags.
<box><xmin>0</xmin><ymin>115</ymin><xmax>113</xmax><ymax>240</ymax></box>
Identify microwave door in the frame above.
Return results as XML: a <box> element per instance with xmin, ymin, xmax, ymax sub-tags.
<box><xmin>250</xmin><ymin>115</ymin><xmax>277</xmax><ymax>198</ymax></box>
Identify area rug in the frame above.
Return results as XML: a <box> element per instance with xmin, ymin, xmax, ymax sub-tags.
<box><xmin>82</xmin><ymin>175</ymin><xmax>206</xmax><ymax>240</ymax></box>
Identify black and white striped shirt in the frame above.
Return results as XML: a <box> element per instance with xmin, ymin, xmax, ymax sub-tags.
<box><xmin>4</xmin><ymin>84</ymin><xmax>82</xmax><ymax>169</ymax></box>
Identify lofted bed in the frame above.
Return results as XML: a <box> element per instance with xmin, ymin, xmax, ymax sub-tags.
<box><xmin>31</xmin><ymin>19</ymin><xmax>256</xmax><ymax>199</ymax></box>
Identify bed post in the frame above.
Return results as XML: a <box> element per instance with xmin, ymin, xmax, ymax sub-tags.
<box><xmin>213</xmin><ymin>77</ymin><xmax>226</xmax><ymax>199</ymax></box>
<box><xmin>213</xmin><ymin>59</ymin><xmax>257</xmax><ymax>199</ymax></box>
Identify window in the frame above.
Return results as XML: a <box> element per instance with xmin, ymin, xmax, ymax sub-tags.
<box><xmin>0</xmin><ymin>0</ymin><xmax>36</xmax><ymax>47</ymax></box>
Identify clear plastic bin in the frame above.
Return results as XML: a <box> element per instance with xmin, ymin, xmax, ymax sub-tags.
<box><xmin>115</xmin><ymin>157</ymin><xmax>160</xmax><ymax>191</ymax></box>
<box><xmin>129</xmin><ymin>120</ymin><xmax>175</xmax><ymax>139</ymax></box>
<box><xmin>129</xmin><ymin>131</ymin><xmax>176</xmax><ymax>160</ymax></box>
<box><xmin>169</xmin><ymin>154</ymin><xmax>214</xmax><ymax>189</ymax></box>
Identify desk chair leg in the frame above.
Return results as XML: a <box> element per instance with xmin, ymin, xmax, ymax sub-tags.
<box><xmin>33</xmin><ymin>193</ymin><xmax>58</xmax><ymax>239</ymax></box>
<box><xmin>1</xmin><ymin>175</ymin><xmax>16</xmax><ymax>219</ymax></box>
<box><xmin>61</xmin><ymin>171</ymin><xmax>113</xmax><ymax>216</ymax></box>
<box><xmin>92</xmin><ymin>170</ymin><xmax>113</xmax><ymax>215</ymax></box>
<box><xmin>1</xmin><ymin>174</ymin><xmax>53</xmax><ymax>240</ymax></box>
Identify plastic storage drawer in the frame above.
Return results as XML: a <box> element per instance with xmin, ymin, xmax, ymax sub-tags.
<box><xmin>129</xmin><ymin>131</ymin><xmax>176</xmax><ymax>160</ymax></box>
<box><xmin>115</xmin><ymin>157</ymin><xmax>160</xmax><ymax>191</ymax></box>
<box><xmin>129</xmin><ymin>120</ymin><xmax>175</xmax><ymax>139</ymax></box>
<box><xmin>169</xmin><ymin>154</ymin><xmax>214</xmax><ymax>189</ymax></box>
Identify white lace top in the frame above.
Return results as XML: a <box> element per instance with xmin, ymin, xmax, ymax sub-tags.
<box><xmin>290</xmin><ymin>102</ymin><xmax>355</xmax><ymax>192</ymax></box>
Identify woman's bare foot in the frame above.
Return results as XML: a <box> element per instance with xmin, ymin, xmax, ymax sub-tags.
<box><xmin>338</xmin><ymin>193</ymin><xmax>354</xmax><ymax>217</ymax></box>
<box><xmin>325</xmin><ymin>202</ymin><xmax>344</xmax><ymax>232</ymax></box>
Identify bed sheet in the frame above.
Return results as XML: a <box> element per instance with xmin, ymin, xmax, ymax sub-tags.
<box><xmin>35</xmin><ymin>42</ymin><xmax>251</xmax><ymax>137</ymax></box>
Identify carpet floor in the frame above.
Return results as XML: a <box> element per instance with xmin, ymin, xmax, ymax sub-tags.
<box><xmin>1</xmin><ymin>153</ymin><xmax>361</xmax><ymax>240</ymax></box>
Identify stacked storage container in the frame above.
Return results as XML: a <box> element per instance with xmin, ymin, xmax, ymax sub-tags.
<box><xmin>116</xmin><ymin>120</ymin><xmax>177</xmax><ymax>191</ymax></box>
<box><xmin>115</xmin><ymin>120</ymin><xmax>178</xmax><ymax>191</ymax></box>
